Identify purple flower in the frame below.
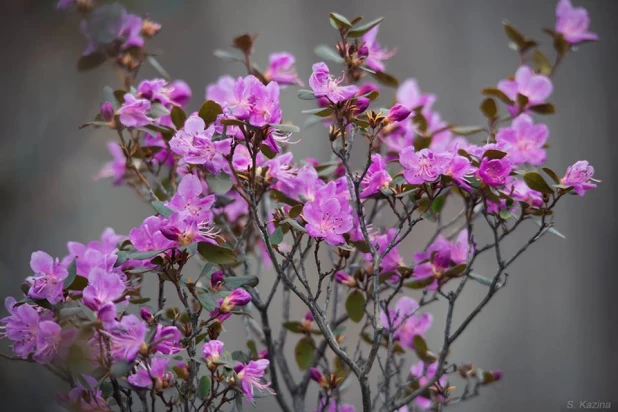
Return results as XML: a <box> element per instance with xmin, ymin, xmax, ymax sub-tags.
<box><xmin>380</xmin><ymin>297</ymin><xmax>432</xmax><ymax>349</ymax></box>
<box><xmin>137</xmin><ymin>79</ymin><xmax>192</xmax><ymax>108</ymax></box>
<box><xmin>303</xmin><ymin>182</ymin><xmax>354</xmax><ymax>246</ymax></box>
<box><xmin>203</xmin><ymin>339</ymin><xmax>224</xmax><ymax>369</ymax></box>
<box><xmin>386</xmin><ymin>104</ymin><xmax>412</xmax><ymax>122</ymax></box>
<box><xmin>206</xmin><ymin>75</ymin><xmax>236</xmax><ymax>107</ymax></box>
<box><xmin>166</xmin><ymin>174</ymin><xmax>215</xmax><ymax>223</ymax></box>
<box><xmin>444</xmin><ymin>153</ymin><xmax>474</xmax><ymax>189</ymax></box>
<box><xmin>33</xmin><ymin>320</ymin><xmax>62</xmax><ymax>364</ymax></box>
<box><xmin>140</xmin><ymin>307</ymin><xmax>154</xmax><ymax>323</ymax></box>
<box><xmin>220</xmin><ymin>289</ymin><xmax>252</xmax><ymax>313</ymax></box>
<box><xmin>409</xmin><ymin>361</ymin><xmax>447</xmax><ymax>409</ymax></box>
<box><xmin>496</xmin><ymin>114</ymin><xmax>548</xmax><ymax>165</ymax></box>
<box><xmin>399</xmin><ymin>148</ymin><xmax>451</xmax><ymax>185</ymax></box>
<box><xmin>361</xmin><ymin>154</ymin><xmax>392</xmax><ymax>198</ymax></box>
<box><xmin>65</xmin><ymin>375</ymin><xmax>111</xmax><ymax>411</ymax></box>
<box><xmin>362</xmin><ymin>25</ymin><xmax>396</xmax><ymax>72</ymax></box>
<box><xmin>129</xmin><ymin>215</ymin><xmax>174</xmax><ymax>252</ymax></box>
<box><xmin>237</xmin><ymin>359</ymin><xmax>275</xmax><ymax>402</ymax></box>
<box><xmin>169</xmin><ymin>116</ymin><xmax>217</xmax><ymax>164</ymax></box>
<box><xmin>229</xmin><ymin>75</ymin><xmax>282</xmax><ymax>127</ymax></box>
<box><xmin>128</xmin><ymin>357</ymin><xmax>173</xmax><ymax>389</ymax></box>
<box><xmin>95</xmin><ymin>142</ymin><xmax>126</xmax><ymax>185</ymax></box>
<box><xmin>101</xmin><ymin>101</ymin><xmax>115</xmax><ymax>122</ymax></box>
<box><xmin>478</xmin><ymin>157</ymin><xmax>513</xmax><ymax>187</ymax></box>
<box><xmin>56</xmin><ymin>0</ymin><xmax>74</xmax><ymax>9</ymax></box>
<box><xmin>561</xmin><ymin>160</ymin><xmax>599</xmax><ymax>195</ymax></box>
<box><xmin>168</xmin><ymin>80</ymin><xmax>192</xmax><ymax>108</ymax></box>
<box><xmin>315</xmin><ymin>399</ymin><xmax>355</xmax><ymax>412</ymax></box>
<box><xmin>210</xmin><ymin>270</ymin><xmax>225</xmax><ymax>291</ymax></box>
<box><xmin>335</xmin><ymin>271</ymin><xmax>356</xmax><ymax>287</ymax></box>
<box><xmin>27</xmin><ymin>251</ymin><xmax>68</xmax><ymax>304</ymax></box>
<box><xmin>106</xmin><ymin>315</ymin><xmax>147</xmax><ymax>362</ymax></box>
<box><xmin>556</xmin><ymin>0</ymin><xmax>598</xmax><ymax>44</ymax></box>
<box><xmin>265</xmin><ymin>52</ymin><xmax>303</xmax><ymax>86</ymax></box>
<box><xmin>0</xmin><ymin>297</ymin><xmax>40</xmax><ymax>359</ymax></box>
<box><xmin>151</xmin><ymin>325</ymin><xmax>182</xmax><ymax>355</ymax></box>
<box><xmin>119</xmin><ymin>13</ymin><xmax>144</xmax><ymax>50</ymax></box>
<box><xmin>83</xmin><ymin>268</ymin><xmax>125</xmax><ymax>312</ymax></box>
<box><xmin>309</xmin><ymin>62</ymin><xmax>358</xmax><ymax>104</ymax></box>
<box><xmin>396</xmin><ymin>79</ymin><xmax>436</xmax><ymax>112</ymax></box>
<box><xmin>507</xmin><ymin>178</ymin><xmax>544</xmax><ymax>207</ymax></box>
<box><xmin>117</xmin><ymin>94</ymin><xmax>152</xmax><ymax>128</ymax></box>
<box><xmin>497</xmin><ymin>66</ymin><xmax>553</xmax><ymax>109</ymax></box>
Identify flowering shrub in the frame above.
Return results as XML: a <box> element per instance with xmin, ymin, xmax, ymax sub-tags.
<box><xmin>1</xmin><ymin>1</ymin><xmax>600</xmax><ymax>411</ymax></box>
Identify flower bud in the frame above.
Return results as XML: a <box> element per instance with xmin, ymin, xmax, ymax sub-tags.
<box><xmin>353</xmin><ymin>97</ymin><xmax>371</xmax><ymax>114</ymax></box>
<box><xmin>101</xmin><ymin>101</ymin><xmax>115</xmax><ymax>123</ymax></box>
<box><xmin>304</xmin><ymin>311</ymin><xmax>314</xmax><ymax>322</ymax></box>
<box><xmin>141</xmin><ymin>19</ymin><xmax>162</xmax><ymax>37</ymax></box>
<box><xmin>208</xmin><ymin>321</ymin><xmax>223</xmax><ymax>340</ymax></box>
<box><xmin>357</xmin><ymin>44</ymin><xmax>369</xmax><ymax>59</ymax></box>
<box><xmin>203</xmin><ymin>339</ymin><xmax>224</xmax><ymax>370</ymax></box>
<box><xmin>258</xmin><ymin>349</ymin><xmax>268</xmax><ymax>359</ymax></box>
<box><xmin>173</xmin><ymin>361</ymin><xmax>190</xmax><ymax>381</ymax></box>
<box><xmin>219</xmin><ymin>289</ymin><xmax>252</xmax><ymax>313</ymax></box>
<box><xmin>309</xmin><ymin>367</ymin><xmax>328</xmax><ymax>388</ymax></box>
<box><xmin>386</xmin><ymin>104</ymin><xmax>412</xmax><ymax>122</ymax></box>
<box><xmin>335</xmin><ymin>271</ymin><xmax>356</xmax><ymax>287</ymax></box>
<box><xmin>140</xmin><ymin>307</ymin><xmax>154</xmax><ymax>323</ymax></box>
<box><xmin>160</xmin><ymin>226</ymin><xmax>181</xmax><ymax>241</ymax></box>
<box><xmin>210</xmin><ymin>270</ymin><xmax>225</xmax><ymax>291</ymax></box>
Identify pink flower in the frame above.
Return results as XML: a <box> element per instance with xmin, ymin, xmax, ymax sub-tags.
<box><xmin>507</xmin><ymin>178</ymin><xmax>544</xmax><ymax>207</ymax></box>
<box><xmin>386</xmin><ymin>104</ymin><xmax>411</xmax><ymax>123</ymax></box>
<box><xmin>444</xmin><ymin>153</ymin><xmax>474</xmax><ymax>189</ymax></box>
<box><xmin>303</xmin><ymin>182</ymin><xmax>354</xmax><ymax>246</ymax></box>
<box><xmin>106</xmin><ymin>315</ymin><xmax>147</xmax><ymax>362</ymax></box>
<box><xmin>169</xmin><ymin>116</ymin><xmax>217</xmax><ymax>165</ymax></box>
<box><xmin>380</xmin><ymin>297</ymin><xmax>432</xmax><ymax>349</ymax></box>
<box><xmin>137</xmin><ymin>79</ymin><xmax>192</xmax><ymax>108</ymax></box>
<box><xmin>83</xmin><ymin>268</ymin><xmax>125</xmax><ymax>312</ymax></box>
<box><xmin>335</xmin><ymin>271</ymin><xmax>356</xmax><ymax>287</ymax></box>
<box><xmin>202</xmin><ymin>339</ymin><xmax>224</xmax><ymax>361</ymax></box>
<box><xmin>399</xmin><ymin>148</ymin><xmax>450</xmax><ymax>185</ymax></box>
<box><xmin>0</xmin><ymin>297</ymin><xmax>40</xmax><ymax>359</ymax></box>
<box><xmin>478</xmin><ymin>157</ymin><xmax>513</xmax><ymax>187</ymax></box>
<box><xmin>561</xmin><ymin>160</ymin><xmax>599</xmax><ymax>196</ymax></box>
<box><xmin>396</xmin><ymin>79</ymin><xmax>436</xmax><ymax>112</ymax></box>
<box><xmin>496</xmin><ymin>114</ymin><xmax>548</xmax><ymax>165</ymax></box>
<box><xmin>556</xmin><ymin>0</ymin><xmax>598</xmax><ymax>44</ymax></box>
<box><xmin>362</xmin><ymin>25</ymin><xmax>397</xmax><ymax>72</ymax></box>
<box><xmin>315</xmin><ymin>399</ymin><xmax>356</xmax><ymax>412</ymax></box>
<box><xmin>151</xmin><ymin>325</ymin><xmax>182</xmax><ymax>355</ymax></box>
<box><xmin>219</xmin><ymin>289</ymin><xmax>252</xmax><ymax>313</ymax></box>
<box><xmin>236</xmin><ymin>359</ymin><xmax>275</xmax><ymax>402</ymax></box>
<box><xmin>166</xmin><ymin>174</ymin><xmax>215</xmax><ymax>223</ymax></box>
<box><xmin>409</xmin><ymin>361</ymin><xmax>447</xmax><ymax>409</ymax></box>
<box><xmin>33</xmin><ymin>320</ymin><xmax>63</xmax><ymax>364</ymax></box>
<box><xmin>129</xmin><ymin>216</ymin><xmax>174</xmax><ymax>252</ymax></box>
<box><xmin>361</xmin><ymin>154</ymin><xmax>392</xmax><ymax>198</ymax></box>
<box><xmin>231</xmin><ymin>75</ymin><xmax>282</xmax><ymax>127</ymax></box>
<box><xmin>96</xmin><ymin>142</ymin><xmax>126</xmax><ymax>185</ymax></box>
<box><xmin>128</xmin><ymin>357</ymin><xmax>173</xmax><ymax>389</ymax></box>
<box><xmin>309</xmin><ymin>62</ymin><xmax>358</xmax><ymax>104</ymax></box>
<box><xmin>117</xmin><ymin>94</ymin><xmax>152</xmax><ymax>128</ymax></box>
<box><xmin>265</xmin><ymin>52</ymin><xmax>303</xmax><ymax>86</ymax></box>
<box><xmin>497</xmin><ymin>66</ymin><xmax>553</xmax><ymax>110</ymax></box>
<box><xmin>27</xmin><ymin>251</ymin><xmax>68</xmax><ymax>304</ymax></box>
<box><xmin>65</xmin><ymin>375</ymin><xmax>111</xmax><ymax>411</ymax></box>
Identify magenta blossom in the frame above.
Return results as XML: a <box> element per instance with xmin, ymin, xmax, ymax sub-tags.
<box><xmin>151</xmin><ymin>325</ymin><xmax>182</xmax><ymax>355</ymax></box>
<box><xmin>137</xmin><ymin>79</ymin><xmax>192</xmax><ymax>108</ymax></box>
<box><xmin>231</xmin><ymin>75</ymin><xmax>282</xmax><ymax>127</ymax></box>
<box><xmin>497</xmin><ymin>65</ymin><xmax>553</xmax><ymax>110</ymax></box>
<box><xmin>362</xmin><ymin>25</ymin><xmax>397</xmax><ymax>72</ymax></box>
<box><xmin>83</xmin><ymin>268</ymin><xmax>125</xmax><ymax>312</ymax></box>
<box><xmin>129</xmin><ymin>216</ymin><xmax>174</xmax><ymax>252</ymax></box>
<box><xmin>315</xmin><ymin>399</ymin><xmax>356</xmax><ymax>412</ymax></box>
<box><xmin>265</xmin><ymin>52</ymin><xmax>303</xmax><ymax>86</ymax></box>
<box><xmin>396</xmin><ymin>79</ymin><xmax>436</xmax><ymax>112</ymax></box>
<box><xmin>561</xmin><ymin>160</ymin><xmax>599</xmax><ymax>196</ymax></box>
<box><xmin>27</xmin><ymin>251</ymin><xmax>68</xmax><ymax>304</ymax></box>
<box><xmin>303</xmin><ymin>182</ymin><xmax>354</xmax><ymax>246</ymax></box>
<box><xmin>33</xmin><ymin>320</ymin><xmax>63</xmax><ymax>364</ymax></box>
<box><xmin>170</xmin><ymin>116</ymin><xmax>217</xmax><ymax>164</ymax></box>
<box><xmin>400</xmin><ymin>148</ymin><xmax>450</xmax><ymax>185</ymax></box>
<box><xmin>309</xmin><ymin>62</ymin><xmax>358</xmax><ymax>104</ymax></box>
<box><xmin>96</xmin><ymin>142</ymin><xmax>126</xmax><ymax>185</ymax></box>
<box><xmin>166</xmin><ymin>174</ymin><xmax>215</xmax><ymax>223</ymax></box>
<box><xmin>128</xmin><ymin>357</ymin><xmax>173</xmax><ymax>389</ymax></box>
<box><xmin>237</xmin><ymin>359</ymin><xmax>275</xmax><ymax>402</ymax></box>
<box><xmin>203</xmin><ymin>339</ymin><xmax>224</xmax><ymax>368</ymax></box>
<box><xmin>64</xmin><ymin>375</ymin><xmax>111</xmax><ymax>411</ymax></box>
<box><xmin>0</xmin><ymin>297</ymin><xmax>41</xmax><ymax>359</ymax></box>
<box><xmin>478</xmin><ymin>157</ymin><xmax>513</xmax><ymax>187</ymax></box>
<box><xmin>386</xmin><ymin>104</ymin><xmax>411</xmax><ymax>123</ymax></box>
<box><xmin>380</xmin><ymin>296</ymin><xmax>432</xmax><ymax>349</ymax></box>
<box><xmin>335</xmin><ymin>271</ymin><xmax>356</xmax><ymax>287</ymax></box>
<box><xmin>409</xmin><ymin>361</ymin><xmax>447</xmax><ymax>409</ymax></box>
<box><xmin>105</xmin><ymin>315</ymin><xmax>147</xmax><ymax>362</ymax></box>
<box><xmin>116</xmin><ymin>94</ymin><xmax>152</xmax><ymax>128</ymax></box>
<box><xmin>556</xmin><ymin>0</ymin><xmax>598</xmax><ymax>44</ymax></box>
<box><xmin>360</xmin><ymin>154</ymin><xmax>392</xmax><ymax>198</ymax></box>
<box><xmin>507</xmin><ymin>178</ymin><xmax>544</xmax><ymax>207</ymax></box>
<box><xmin>496</xmin><ymin>114</ymin><xmax>548</xmax><ymax>165</ymax></box>
<box><xmin>219</xmin><ymin>289</ymin><xmax>252</xmax><ymax>313</ymax></box>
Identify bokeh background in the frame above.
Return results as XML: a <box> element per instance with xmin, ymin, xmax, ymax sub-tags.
<box><xmin>1</xmin><ymin>1</ymin><xmax>617</xmax><ymax>411</ymax></box>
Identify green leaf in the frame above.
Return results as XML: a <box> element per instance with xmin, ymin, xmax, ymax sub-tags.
<box><xmin>503</xmin><ymin>22</ymin><xmax>526</xmax><ymax>49</ymax></box>
<box><xmin>529</xmin><ymin>103</ymin><xmax>556</xmax><ymax>115</ymax></box>
<box><xmin>403</xmin><ymin>276</ymin><xmax>435</xmax><ymax>289</ymax></box>
<box><xmin>480</xmin><ymin>98</ymin><xmax>498</xmax><ymax>119</ymax></box>
<box><xmin>147</xmin><ymin>56</ymin><xmax>171</xmax><ymax>81</ymax></box>
<box><xmin>198</xmin><ymin>100</ymin><xmax>223</xmax><ymax>126</ymax></box>
<box><xmin>269</xmin><ymin>226</ymin><xmax>284</xmax><ymax>245</ymax></box>
<box><xmin>345</xmin><ymin>290</ymin><xmax>365</xmax><ymax>323</ymax></box>
<box><xmin>289</xmin><ymin>204</ymin><xmax>303</xmax><ymax>219</ymax></box>
<box><xmin>542</xmin><ymin>167</ymin><xmax>561</xmax><ymax>184</ymax></box>
<box><xmin>442</xmin><ymin>263</ymin><xmax>467</xmax><ymax>278</ymax></box>
<box><xmin>283</xmin><ymin>218</ymin><xmax>306</xmax><ymax>233</ymax></box>
<box><xmin>350</xmin><ymin>240</ymin><xmax>371</xmax><ymax>253</ymax></box>
<box><xmin>269</xmin><ymin>123</ymin><xmax>300</xmax><ymax>133</ymax></box>
<box><xmin>110</xmin><ymin>361</ymin><xmax>133</xmax><ymax>378</ymax></box>
<box><xmin>348</xmin><ymin>17</ymin><xmax>384</xmax><ymax>38</ymax></box>
<box><xmin>247</xmin><ymin>340</ymin><xmax>258</xmax><ymax>358</ymax></box>
<box><xmin>63</xmin><ymin>259</ymin><xmax>77</xmax><ymax>289</ymax></box>
<box><xmin>431</xmin><ymin>195</ymin><xmax>446</xmax><ymax>214</ymax></box>
<box><xmin>450</xmin><ymin>125</ymin><xmax>485</xmax><ymax>136</ymax></box>
<box><xmin>224</xmin><ymin>275</ymin><xmax>259</xmax><ymax>289</ymax></box>
<box><xmin>206</xmin><ymin>173</ymin><xmax>233</xmax><ymax>194</ymax></box>
<box><xmin>533</xmin><ymin>50</ymin><xmax>553</xmax><ymax>75</ymax></box>
<box><xmin>371</xmin><ymin>71</ymin><xmax>399</xmax><ymax>88</ymax></box>
<box><xmin>67</xmin><ymin>275</ymin><xmax>89</xmax><ymax>291</ymax></box>
<box><xmin>499</xmin><ymin>209</ymin><xmax>512</xmax><ymax>220</ymax></box>
<box><xmin>301</xmin><ymin>107</ymin><xmax>334</xmax><ymax>117</ymax></box>
<box><xmin>523</xmin><ymin>171</ymin><xmax>554</xmax><ymax>195</ymax></box>
<box><xmin>516</xmin><ymin>93</ymin><xmax>529</xmax><ymax>108</ymax></box>
<box><xmin>294</xmin><ymin>337</ymin><xmax>315</xmax><ymax>370</ymax></box>
<box><xmin>213</xmin><ymin>48</ymin><xmax>245</xmax><ymax>62</ymax></box>
<box><xmin>481</xmin><ymin>87</ymin><xmax>514</xmax><ymax>105</ymax></box>
<box><xmin>149</xmin><ymin>103</ymin><xmax>170</xmax><ymax>118</ymax></box>
<box><xmin>151</xmin><ymin>200</ymin><xmax>173</xmax><ymax>217</ymax></box>
<box><xmin>282</xmin><ymin>321</ymin><xmax>304</xmax><ymax>334</ymax></box>
<box><xmin>413</xmin><ymin>335</ymin><xmax>435</xmax><ymax>362</ymax></box>
<box><xmin>329</xmin><ymin>12</ymin><xmax>352</xmax><ymax>30</ymax></box>
<box><xmin>170</xmin><ymin>106</ymin><xmax>187</xmax><ymax>130</ymax></box>
<box><xmin>198</xmin><ymin>242</ymin><xmax>238</xmax><ymax>265</ymax></box>
<box><xmin>196</xmin><ymin>290</ymin><xmax>218</xmax><ymax>312</ymax></box>
<box><xmin>314</xmin><ymin>45</ymin><xmax>344</xmax><ymax>64</ymax></box>
<box><xmin>197</xmin><ymin>376</ymin><xmax>211</xmax><ymax>399</ymax></box>
<box><xmin>77</xmin><ymin>52</ymin><xmax>107</xmax><ymax>72</ymax></box>
<box><xmin>483</xmin><ymin>149</ymin><xmax>507</xmax><ymax>160</ymax></box>
<box><xmin>297</xmin><ymin>89</ymin><xmax>316</xmax><ymax>100</ymax></box>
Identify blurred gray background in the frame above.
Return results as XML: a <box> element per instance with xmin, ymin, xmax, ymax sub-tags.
<box><xmin>1</xmin><ymin>0</ymin><xmax>616</xmax><ymax>411</ymax></box>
